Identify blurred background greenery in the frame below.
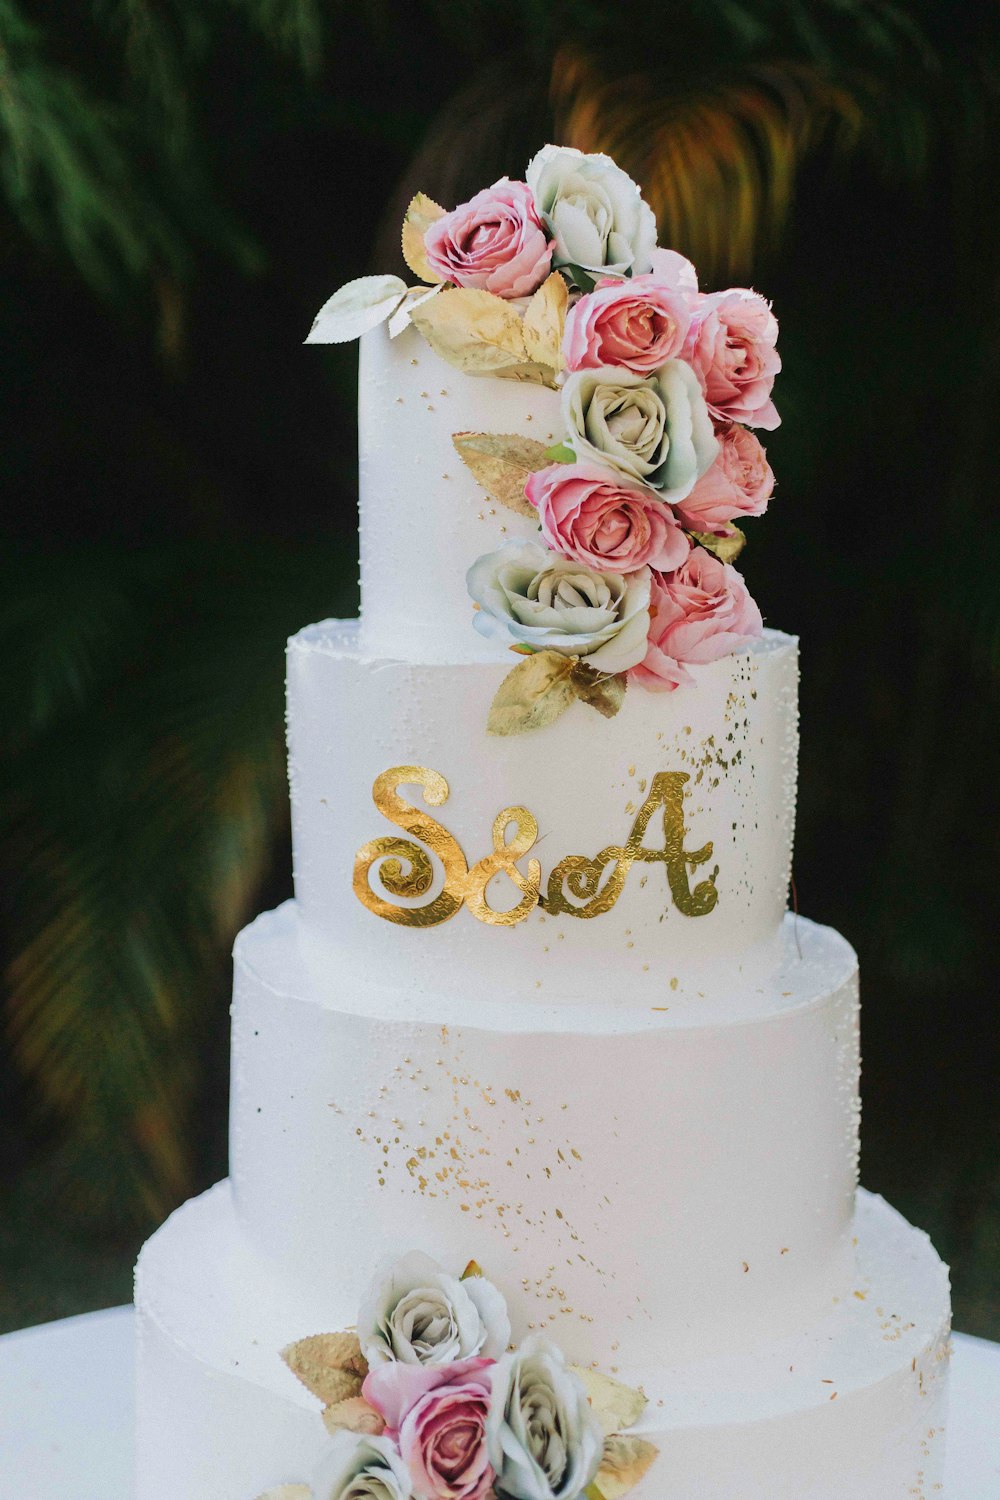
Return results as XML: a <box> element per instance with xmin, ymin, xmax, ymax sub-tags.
<box><xmin>1</xmin><ymin>0</ymin><xmax>998</xmax><ymax>1339</ymax></box>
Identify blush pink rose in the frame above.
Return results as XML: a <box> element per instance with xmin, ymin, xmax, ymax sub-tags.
<box><xmin>364</xmin><ymin>1358</ymin><xmax>494</xmax><ymax>1500</ymax></box>
<box><xmin>631</xmin><ymin>550</ymin><xmax>763</xmax><ymax>691</ymax></box>
<box><xmin>423</xmin><ymin>179</ymin><xmax>552</xmax><ymax>300</ymax></box>
<box><xmin>562</xmin><ymin>274</ymin><xmax>692</xmax><ymax>375</ymax></box>
<box><xmin>526</xmin><ymin>462</ymin><xmax>690</xmax><ymax>574</ymax></box>
<box><xmin>675</xmin><ymin>423</ymin><xmax>774</xmax><ymax>533</ymax></box>
<box><xmin>685</xmin><ymin>288</ymin><xmax>781</xmax><ymax>429</ymax></box>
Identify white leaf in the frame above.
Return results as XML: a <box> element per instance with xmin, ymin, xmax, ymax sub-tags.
<box><xmin>387</xmin><ymin>283</ymin><xmax>444</xmax><ymax>338</ymax></box>
<box><xmin>305</xmin><ymin>275</ymin><xmax>409</xmax><ymax>344</ymax></box>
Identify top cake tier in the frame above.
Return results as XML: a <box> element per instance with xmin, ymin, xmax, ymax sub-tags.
<box><xmin>359</xmin><ymin>322</ymin><xmax>563</xmax><ymax>660</ymax></box>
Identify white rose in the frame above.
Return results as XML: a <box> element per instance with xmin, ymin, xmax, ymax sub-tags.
<box><xmin>357</xmin><ymin>1250</ymin><xmax>510</xmax><ymax>1368</ymax></box>
<box><xmin>562</xmin><ymin>361</ymin><xmax>717</xmax><ymax>502</ymax></box>
<box><xmin>486</xmin><ymin>1336</ymin><xmax>604</xmax><ymax>1500</ymax></box>
<box><xmin>526</xmin><ymin>144</ymin><xmax>657</xmax><ymax>282</ymax></box>
<box><xmin>312</xmin><ymin>1433</ymin><xmax>412</xmax><ymax>1500</ymax></box>
<box><xmin>467</xmin><ymin>539</ymin><xmax>651</xmax><ymax>673</ymax></box>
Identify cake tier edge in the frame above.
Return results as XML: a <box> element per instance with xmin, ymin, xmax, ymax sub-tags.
<box><xmin>133</xmin><ymin>1181</ymin><xmax>950</xmax><ymax>1500</ymax></box>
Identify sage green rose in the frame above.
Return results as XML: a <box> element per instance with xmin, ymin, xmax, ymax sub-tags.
<box><xmin>467</xmin><ymin>539</ymin><xmax>651</xmax><ymax>673</ymax></box>
<box><xmin>486</xmin><ymin>1335</ymin><xmax>604</xmax><ymax>1500</ymax></box>
<box><xmin>526</xmin><ymin>145</ymin><xmax>657</xmax><ymax>282</ymax></box>
<box><xmin>562</xmin><ymin>361</ymin><xmax>717</xmax><ymax>502</ymax></box>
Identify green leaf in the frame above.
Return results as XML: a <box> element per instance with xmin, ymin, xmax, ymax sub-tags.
<box><xmin>563</xmin><ymin>264</ymin><xmax>597</xmax><ymax>293</ymax></box>
<box><xmin>487</xmin><ymin>650</ymin><xmax>578</xmax><ymax>736</ymax></box>
<box><xmin>544</xmin><ymin>442</ymin><xmax>577</xmax><ymax>464</ymax></box>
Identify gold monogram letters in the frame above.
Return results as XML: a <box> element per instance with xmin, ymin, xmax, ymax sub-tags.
<box><xmin>353</xmin><ymin>767</ymin><xmax>719</xmax><ymax>928</ymax></box>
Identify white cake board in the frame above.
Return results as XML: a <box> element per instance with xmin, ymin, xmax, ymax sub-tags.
<box><xmin>0</xmin><ymin>1307</ymin><xmax>995</xmax><ymax>1498</ymax></box>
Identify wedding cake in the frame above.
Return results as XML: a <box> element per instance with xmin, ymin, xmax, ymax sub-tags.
<box><xmin>134</xmin><ymin>147</ymin><xmax>951</xmax><ymax>1500</ymax></box>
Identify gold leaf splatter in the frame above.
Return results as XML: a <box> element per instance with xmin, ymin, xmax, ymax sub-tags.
<box><xmin>487</xmin><ymin>651</ymin><xmax>578</xmax><ymax>737</ymax></box>
<box><xmin>401</xmin><ymin>192</ymin><xmax>446</xmax><ymax>284</ymax></box>
<box><xmin>570</xmin><ymin>663</ymin><xmax>627</xmax><ymax>720</ymax></box>
<box><xmin>686</xmin><ymin>525</ymin><xmax>746</xmax><ymax>564</ymax></box>
<box><xmin>321</xmin><ymin>1395</ymin><xmax>386</xmax><ymax>1436</ymax></box>
<box><xmin>571</xmin><ymin>1366</ymin><xmax>648</xmax><ymax>1436</ymax></box>
<box><xmin>594</xmin><ymin>1436</ymin><xmax>660</xmax><ymax>1499</ymax></box>
<box><xmin>522</xmin><ymin>271</ymin><xmax>568</xmax><ymax>371</ymax></box>
<box><xmin>281</xmin><ymin>1331</ymin><xmax>368</xmax><ymax>1404</ymax></box>
<box><xmin>451</xmin><ymin>431</ymin><xmax>551</xmax><ymax>516</ymax></box>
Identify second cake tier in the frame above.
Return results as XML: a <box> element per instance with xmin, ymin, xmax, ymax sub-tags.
<box><xmin>288</xmin><ymin>621</ymin><xmax>798</xmax><ymax>1003</ymax></box>
<box><xmin>230</xmin><ymin>901</ymin><xmax>858</xmax><ymax>1371</ymax></box>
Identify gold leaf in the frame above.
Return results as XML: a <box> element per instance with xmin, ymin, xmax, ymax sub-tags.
<box><xmin>686</xmin><ymin>525</ymin><xmax>746</xmax><ymax>565</ymax></box>
<box><xmin>253</xmin><ymin>1488</ymin><xmax>312</xmax><ymax>1500</ymax></box>
<box><xmin>451</xmin><ymin>431</ymin><xmax>552</xmax><ymax>517</ymax></box>
<box><xmin>487</xmin><ymin>651</ymin><xmax>578</xmax><ymax>737</ymax></box>
<box><xmin>281</xmin><ymin>1332</ymin><xmax>368</xmax><ymax>1404</ymax></box>
<box><xmin>584</xmin><ymin>1487</ymin><xmax>608</xmax><ymax>1500</ymax></box>
<box><xmin>523</xmin><ymin>272</ymin><xmax>569</xmax><ymax>372</ymax></box>
<box><xmin>594</xmin><ymin>1437</ymin><xmax>660</xmax><ymax>1500</ymax></box>
<box><xmin>572</xmin><ymin>1366</ymin><xmax>648</xmax><ymax>1437</ymax></box>
<box><xmin>401</xmin><ymin>192</ymin><xmax>447</xmax><ymax>285</ymax></box>
<box><xmin>492</xmin><ymin>361</ymin><xmax>561</xmax><ymax>388</ymax></box>
<box><xmin>570</xmin><ymin>664</ymin><xmax>627</xmax><ymax>720</ymax></box>
<box><xmin>410</xmin><ymin>288</ymin><xmax>535</xmax><ymax>378</ymax></box>
<box><xmin>461</xmin><ymin>1258</ymin><xmax>485</xmax><ymax>1280</ymax></box>
<box><xmin>322</xmin><ymin>1396</ymin><xmax>386</xmax><ymax>1437</ymax></box>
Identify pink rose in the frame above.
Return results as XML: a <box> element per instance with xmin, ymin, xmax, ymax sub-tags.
<box><xmin>423</xmin><ymin>179</ymin><xmax>552</xmax><ymax>300</ymax></box>
<box><xmin>364</xmin><ymin>1358</ymin><xmax>494</xmax><ymax>1500</ymax></box>
<box><xmin>675</xmin><ymin>424</ymin><xmax>774</xmax><ymax>533</ymax></box>
<box><xmin>526</xmin><ymin>462</ymin><xmax>690</xmax><ymax>574</ymax></box>
<box><xmin>631</xmin><ymin>549</ymin><xmax>763</xmax><ymax>691</ymax></box>
<box><xmin>562</xmin><ymin>275</ymin><xmax>691</xmax><ymax>375</ymax></box>
<box><xmin>685</xmin><ymin>288</ymin><xmax>781</xmax><ymax>429</ymax></box>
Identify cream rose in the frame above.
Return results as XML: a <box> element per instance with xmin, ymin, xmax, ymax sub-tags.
<box><xmin>485</xmin><ymin>1336</ymin><xmax>604</xmax><ymax>1500</ymax></box>
<box><xmin>312</xmin><ymin>1433</ymin><xmax>413</xmax><ymax>1500</ymax></box>
<box><xmin>562</xmin><ymin>362</ymin><xmax>717</xmax><ymax>502</ymax></box>
<box><xmin>526</xmin><ymin>145</ymin><xmax>656</xmax><ymax>282</ymax></box>
<box><xmin>357</xmin><ymin>1251</ymin><xmax>510</xmax><ymax>1369</ymax></box>
<box><xmin>467</xmin><ymin>540</ymin><xmax>651</xmax><ymax>673</ymax></box>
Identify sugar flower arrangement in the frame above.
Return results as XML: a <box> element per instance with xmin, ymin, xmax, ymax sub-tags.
<box><xmin>254</xmin><ymin>1250</ymin><xmax>657</xmax><ymax>1500</ymax></box>
<box><xmin>309</xmin><ymin>145</ymin><xmax>779</xmax><ymax>737</ymax></box>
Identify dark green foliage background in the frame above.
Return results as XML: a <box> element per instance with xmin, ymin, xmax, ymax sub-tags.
<box><xmin>0</xmin><ymin>0</ymin><xmax>997</xmax><ymax>1337</ymax></box>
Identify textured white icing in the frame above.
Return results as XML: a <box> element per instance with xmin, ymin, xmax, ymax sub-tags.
<box><xmin>228</xmin><ymin>901</ymin><xmax>858</xmax><ymax>1368</ymax></box>
<box><xmin>134</xmin><ymin>1181</ymin><xmax>950</xmax><ymax>1500</ymax></box>
<box><xmin>358</xmin><ymin>322</ymin><xmax>561</xmax><ymax>661</ymax></box>
<box><xmin>287</xmin><ymin>622</ymin><xmax>798</xmax><ymax>1004</ymax></box>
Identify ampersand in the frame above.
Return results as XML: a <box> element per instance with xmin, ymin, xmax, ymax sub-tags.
<box><xmin>463</xmin><ymin>807</ymin><xmax>542</xmax><ymax>926</ymax></box>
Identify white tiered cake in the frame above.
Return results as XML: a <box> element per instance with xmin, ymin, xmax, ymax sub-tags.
<box><xmin>134</xmin><ymin>150</ymin><xmax>951</xmax><ymax>1500</ymax></box>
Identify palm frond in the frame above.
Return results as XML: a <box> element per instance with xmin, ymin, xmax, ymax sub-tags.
<box><xmin>1</xmin><ymin>543</ymin><xmax>354</xmax><ymax>1229</ymax></box>
<box><xmin>550</xmin><ymin>47</ymin><xmax>932</xmax><ymax>283</ymax></box>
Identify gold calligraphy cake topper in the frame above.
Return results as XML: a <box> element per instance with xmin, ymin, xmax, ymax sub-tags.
<box><xmin>353</xmin><ymin>766</ymin><xmax>719</xmax><ymax>928</ymax></box>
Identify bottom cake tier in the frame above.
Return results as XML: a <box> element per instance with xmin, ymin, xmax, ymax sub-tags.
<box><xmin>134</xmin><ymin>1180</ymin><xmax>950</xmax><ymax>1500</ymax></box>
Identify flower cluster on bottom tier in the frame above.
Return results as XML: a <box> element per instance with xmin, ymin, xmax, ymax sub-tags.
<box><xmin>256</xmin><ymin>1249</ymin><xmax>655</xmax><ymax>1500</ymax></box>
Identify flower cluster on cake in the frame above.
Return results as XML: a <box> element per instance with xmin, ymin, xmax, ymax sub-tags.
<box><xmin>255</xmin><ymin>1251</ymin><xmax>656</xmax><ymax>1500</ymax></box>
<box><xmin>310</xmin><ymin>144</ymin><xmax>779</xmax><ymax>734</ymax></box>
